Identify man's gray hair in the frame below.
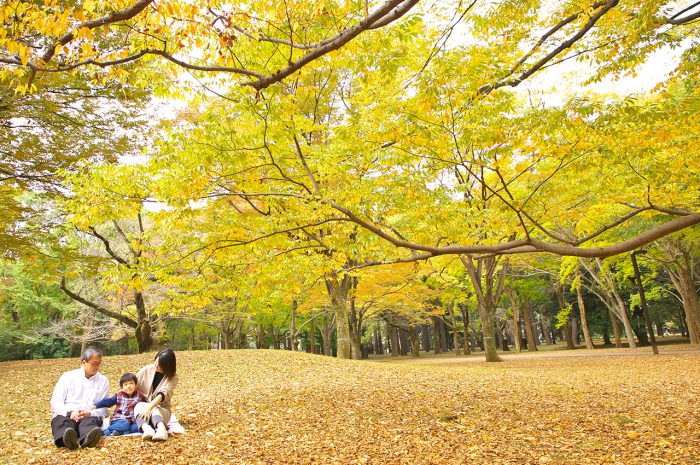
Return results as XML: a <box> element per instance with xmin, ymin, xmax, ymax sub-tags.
<box><xmin>80</xmin><ymin>346</ymin><xmax>104</xmax><ymax>362</ymax></box>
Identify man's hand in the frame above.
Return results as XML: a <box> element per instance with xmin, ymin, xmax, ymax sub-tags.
<box><xmin>70</xmin><ymin>410</ymin><xmax>91</xmax><ymax>421</ymax></box>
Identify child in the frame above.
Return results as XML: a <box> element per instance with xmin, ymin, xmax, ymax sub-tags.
<box><xmin>91</xmin><ymin>372</ymin><xmax>147</xmax><ymax>436</ymax></box>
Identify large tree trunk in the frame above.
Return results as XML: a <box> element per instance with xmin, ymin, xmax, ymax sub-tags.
<box><xmin>461</xmin><ymin>255</ymin><xmax>508</xmax><ymax>362</ymax></box>
<box><xmin>398</xmin><ymin>326</ymin><xmax>410</xmax><ymax>355</ymax></box>
<box><xmin>575</xmin><ymin>276</ymin><xmax>595</xmax><ymax>349</ymax></box>
<box><xmin>325</xmin><ymin>274</ymin><xmax>354</xmax><ymax>359</ymax></box>
<box><xmin>388</xmin><ymin>321</ymin><xmax>399</xmax><ymax>356</ymax></box>
<box><xmin>661</xmin><ymin>241</ymin><xmax>700</xmax><ymax>344</ymax></box>
<box><xmin>542</xmin><ymin>317</ymin><xmax>554</xmax><ymax>345</ymax></box>
<box><xmin>571</xmin><ymin>317</ymin><xmax>580</xmax><ymax>344</ymax></box>
<box><xmin>348</xmin><ymin>291</ymin><xmax>363</xmax><ymax>360</ymax></box>
<box><xmin>133</xmin><ymin>291</ymin><xmax>154</xmax><ymax>353</ymax></box>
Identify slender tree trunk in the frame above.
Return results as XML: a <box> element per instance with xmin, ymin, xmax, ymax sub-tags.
<box><xmin>555</xmin><ymin>285</ymin><xmax>575</xmax><ymax>350</ymax></box>
<box><xmin>610</xmin><ymin>283</ymin><xmax>637</xmax><ymax>349</ymax></box>
<box><xmin>506</xmin><ymin>289</ymin><xmax>522</xmax><ymax>352</ymax></box>
<box><xmin>459</xmin><ymin>304</ymin><xmax>471</xmax><ymax>355</ymax></box>
<box><xmin>522</xmin><ymin>300</ymin><xmax>538</xmax><ymax>352</ymax></box>
<box><xmin>408</xmin><ymin>324</ymin><xmax>420</xmax><ymax>357</ymax></box>
<box><xmin>421</xmin><ymin>324</ymin><xmax>431</xmax><ymax>352</ymax></box>
<box><xmin>582</xmin><ymin>258</ymin><xmax>637</xmax><ymax>348</ymax></box>
<box><xmin>309</xmin><ymin>316</ymin><xmax>316</xmax><ymax>354</ymax></box>
<box><xmin>398</xmin><ymin>326</ymin><xmax>409</xmax><ymax>356</ymax></box>
<box><xmin>432</xmin><ymin>316</ymin><xmax>441</xmax><ymax>355</ymax></box>
<box><xmin>289</xmin><ymin>299</ymin><xmax>299</xmax><ymax>351</ymax></box>
<box><xmin>609</xmin><ymin>310</ymin><xmax>622</xmax><ymax>348</ymax></box>
<box><xmin>576</xmin><ymin>277</ymin><xmax>595</xmax><ymax>349</ymax></box>
<box><xmin>374</xmin><ymin>325</ymin><xmax>384</xmax><ymax>354</ymax></box>
<box><xmin>257</xmin><ymin>324</ymin><xmax>266</xmax><ymax>349</ymax></box>
<box><xmin>447</xmin><ymin>303</ymin><xmax>461</xmax><ymax>355</ymax></box>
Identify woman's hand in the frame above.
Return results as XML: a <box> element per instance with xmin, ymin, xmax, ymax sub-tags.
<box><xmin>138</xmin><ymin>405</ymin><xmax>154</xmax><ymax>422</ymax></box>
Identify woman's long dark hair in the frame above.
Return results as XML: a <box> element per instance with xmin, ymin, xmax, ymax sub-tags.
<box><xmin>155</xmin><ymin>348</ymin><xmax>176</xmax><ymax>379</ymax></box>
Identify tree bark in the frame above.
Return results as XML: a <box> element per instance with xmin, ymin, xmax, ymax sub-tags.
<box><xmin>521</xmin><ymin>299</ymin><xmax>538</xmax><ymax>352</ymax></box>
<box><xmin>661</xmin><ymin>241</ymin><xmax>700</xmax><ymax>344</ymax></box>
<box><xmin>506</xmin><ymin>289</ymin><xmax>522</xmax><ymax>352</ymax></box>
<box><xmin>431</xmin><ymin>316</ymin><xmax>441</xmax><ymax>355</ymax></box>
<box><xmin>459</xmin><ymin>304</ymin><xmax>471</xmax><ymax>355</ymax></box>
<box><xmin>575</xmin><ymin>275</ymin><xmax>595</xmax><ymax>349</ymax></box>
<box><xmin>609</xmin><ymin>309</ymin><xmax>622</xmax><ymax>348</ymax></box>
<box><xmin>325</xmin><ymin>274</ymin><xmax>353</xmax><ymax>359</ymax></box>
<box><xmin>408</xmin><ymin>324</ymin><xmax>420</xmax><ymax>357</ymax></box>
<box><xmin>581</xmin><ymin>258</ymin><xmax>637</xmax><ymax>348</ymax></box>
<box><xmin>388</xmin><ymin>320</ymin><xmax>399</xmax><ymax>356</ymax></box>
<box><xmin>461</xmin><ymin>255</ymin><xmax>508</xmax><ymax>362</ymax></box>
<box><xmin>447</xmin><ymin>303</ymin><xmax>462</xmax><ymax>355</ymax></box>
<box><xmin>555</xmin><ymin>285</ymin><xmax>575</xmax><ymax>350</ymax></box>
<box><xmin>289</xmin><ymin>299</ymin><xmax>299</xmax><ymax>351</ymax></box>
<box><xmin>321</xmin><ymin>311</ymin><xmax>333</xmax><ymax>356</ymax></box>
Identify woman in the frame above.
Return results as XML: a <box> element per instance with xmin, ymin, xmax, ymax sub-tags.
<box><xmin>134</xmin><ymin>348</ymin><xmax>178</xmax><ymax>441</ymax></box>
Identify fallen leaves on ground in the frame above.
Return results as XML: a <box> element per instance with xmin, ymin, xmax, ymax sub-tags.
<box><xmin>0</xmin><ymin>346</ymin><xmax>698</xmax><ymax>464</ymax></box>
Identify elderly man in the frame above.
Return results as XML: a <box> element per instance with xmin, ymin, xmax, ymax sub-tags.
<box><xmin>50</xmin><ymin>346</ymin><xmax>110</xmax><ymax>449</ymax></box>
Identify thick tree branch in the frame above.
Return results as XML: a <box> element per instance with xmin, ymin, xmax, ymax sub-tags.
<box><xmin>479</xmin><ymin>0</ymin><xmax>619</xmax><ymax>95</ymax></box>
<box><xmin>60</xmin><ymin>277</ymin><xmax>138</xmax><ymax>328</ymax></box>
<box><xmin>667</xmin><ymin>2</ymin><xmax>700</xmax><ymax>24</ymax></box>
<box><xmin>40</xmin><ymin>0</ymin><xmax>155</xmax><ymax>66</ymax></box>
<box><xmin>87</xmin><ymin>227</ymin><xmax>130</xmax><ymax>265</ymax></box>
<box><xmin>244</xmin><ymin>0</ymin><xmax>420</xmax><ymax>90</ymax></box>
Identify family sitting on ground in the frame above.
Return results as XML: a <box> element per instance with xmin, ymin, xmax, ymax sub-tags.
<box><xmin>50</xmin><ymin>346</ymin><xmax>179</xmax><ymax>449</ymax></box>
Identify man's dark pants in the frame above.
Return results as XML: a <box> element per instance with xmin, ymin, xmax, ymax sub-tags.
<box><xmin>51</xmin><ymin>415</ymin><xmax>103</xmax><ymax>447</ymax></box>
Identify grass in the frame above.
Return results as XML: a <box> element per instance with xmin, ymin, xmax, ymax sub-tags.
<box><xmin>0</xmin><ymin>344</ymin><xmax>698</xmax><ymax>464</ymax></box>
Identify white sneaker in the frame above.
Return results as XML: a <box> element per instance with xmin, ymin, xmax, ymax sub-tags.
<box><xmin>153</xmin><ymin>423</ymin><xmax>168</xmax><ymax>442</ymax></box>
<box><xmin>141</xmin><ymin>424</ymin><xmax>155</xmax><ymax>441</ymax></box>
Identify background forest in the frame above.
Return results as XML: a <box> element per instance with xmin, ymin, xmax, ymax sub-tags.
<box><xmin>1</xmin><ymin>0</ymin><xmax>699</xmax><ymax>362</ymax></box>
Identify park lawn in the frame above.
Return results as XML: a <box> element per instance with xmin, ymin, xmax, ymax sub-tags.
<box><xmin>0</xmin><ymin>348</ymin><xmax>698</xmax><ymax>465</ymax></box>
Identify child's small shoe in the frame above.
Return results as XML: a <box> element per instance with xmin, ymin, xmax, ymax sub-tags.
<box><xmin>110</xmin><ymin>430</ymin><xmax>123</xmax><ymax>436</ymax></box>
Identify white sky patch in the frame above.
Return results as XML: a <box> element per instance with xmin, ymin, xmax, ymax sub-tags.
<box><xmin>515</xmin><ymin>45</ymin><xmax>686</xmax><ymax>107</ymax></box>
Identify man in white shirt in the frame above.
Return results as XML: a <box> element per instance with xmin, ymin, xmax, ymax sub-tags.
<box><xmin>50</xmin><ymin>346</ymin><xmax>110</xmax><ymax>449</ymax></box>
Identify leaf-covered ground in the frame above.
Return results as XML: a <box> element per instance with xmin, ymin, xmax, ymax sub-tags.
<box><xmin>1</xmin><ymin>346</ymin><xmax>698</xmax><ymax>465</ymax></box>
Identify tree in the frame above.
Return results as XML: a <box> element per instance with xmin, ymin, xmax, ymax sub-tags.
<box><xmin>656</xmin><ymin>235</ymin><xmax>700</xmax><ymax>344</ymax></box>
<box><xmin>58</xmin><ymin>164</ymin><xmax>163</xmax><ymax>353</ymax></box>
